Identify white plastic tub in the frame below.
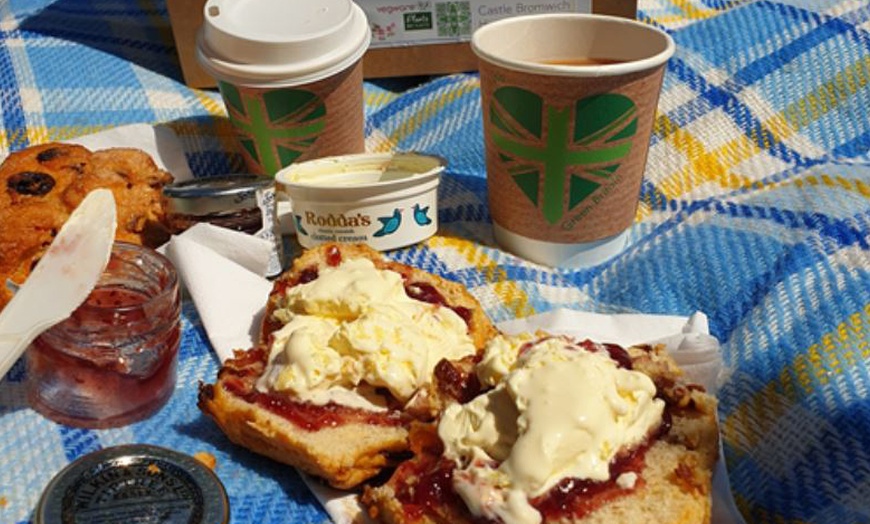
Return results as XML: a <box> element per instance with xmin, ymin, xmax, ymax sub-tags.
<box><xmin>275</xmin><ymin>152</ymin><xmax>445</xmax><ymax>251</ymax></box>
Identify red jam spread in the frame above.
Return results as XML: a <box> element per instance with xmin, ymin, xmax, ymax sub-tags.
<box><xmin>529</xmin><ymin>443</ymin><xmax>650</xmax><ymax>519</ymax></box>
<box><xmin>396</xmin><ymin>458</ymin><xmax>465</xmax><ymax>522</ymax></box>
<box><xmin>434</xmin><ymin>358</ymin><xmax>482</xmax><ymax>404</ymax></box>
<box><xmin>601</xmin><ymin>342</ymin><xmax>633</xmax><ymax>369</ymax></box>
<box><xmin>221</xmin><ymin>378</ymin><xmax>405</xmax><ymax>431</ymax></box>
<box><xmin>325</xmin><ymin>244</ymin><xmax>343</xmax><ymax>266</ymax></box>
<box><xmin>405</xmin><ymin>281</ymin><xmax>472</xmax><ymax>325</ymax></box>
<box><xmin>392</xmin><ymin>425</ymin><xmax>465</xmax><ymax>522</ymax></box>
<box><xmin>216</xmin><ymin>348</ymin><xmax>405</xmax><ymax>432</ymax></box>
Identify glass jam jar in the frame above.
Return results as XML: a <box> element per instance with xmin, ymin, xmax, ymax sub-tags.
<box><xmin>163</xmin><ymin>174</ymin><xmax>284</xmax><ymax>277</ymax></box>
<box><xmin>26</xmin><ymin>242</ymin><xmax>181</xmax><ymax>429</ymax></box>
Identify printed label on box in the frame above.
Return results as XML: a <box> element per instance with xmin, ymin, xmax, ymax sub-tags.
<box><xmin>363</xmin><ymin>0</ymin><xmax>593</xmax><ymax>48</ymax></box>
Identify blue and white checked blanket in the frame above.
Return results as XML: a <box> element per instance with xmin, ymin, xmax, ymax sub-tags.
<box><xmin>1</xmin><ymin>1</ymin><xmax>870</xmax><ymax>522</ymax></box>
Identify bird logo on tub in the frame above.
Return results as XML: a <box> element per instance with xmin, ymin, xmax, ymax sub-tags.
<box><xmin>294</xmin><ymin>215</ymin><xmax>308</xmax><ymax>236</ymax></box>
<box><xmin>412</xmin><ymin>203</ymin><xmax>432</xmax><ymax>226</ymax></box>
<box><xmin>373</xmin><ymin>208</ymin><xmax>402</xmax><ymax>237</ymax></box>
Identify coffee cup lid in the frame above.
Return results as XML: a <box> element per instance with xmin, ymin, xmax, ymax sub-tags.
<box><xmin>197</xmin><ymin>0</ymin><xmax>371</xmax><ymax>87</ymax></box>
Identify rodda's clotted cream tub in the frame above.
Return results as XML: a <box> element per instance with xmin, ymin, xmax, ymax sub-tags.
<box><xmin>275</xmin><ymin>153</ymin><xmax>445</xmax><ymax>251</ymax></box>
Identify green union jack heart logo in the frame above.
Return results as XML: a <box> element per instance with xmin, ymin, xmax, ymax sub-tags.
<box><xmin>490</xmin><ymin>87</ymin><xmax>638</xmax><ymax>224</ymax></box>
<box><xmin>219</xmin><ymin>81</ymin><xmax>326</xmax><ymax>175</ymax></box>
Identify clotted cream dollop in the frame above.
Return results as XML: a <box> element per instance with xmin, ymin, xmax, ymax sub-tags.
<box><xmin>257</xmin><ymin>257</ymin><xmax>476</xmax><ymax>409</ymax></box>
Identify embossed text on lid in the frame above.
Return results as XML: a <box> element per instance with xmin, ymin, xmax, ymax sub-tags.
<box><xmin>36</xmin><ymin>444</ymin><xmax>229</xmax><ymax>524</ymax></box>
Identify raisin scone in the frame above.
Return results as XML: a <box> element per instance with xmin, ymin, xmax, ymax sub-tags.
<box><xmin>198</xmin><ymin>243</ymin><xmax>498</xmax><ymax>489</ymax></box>
<box><xmin>0</xmin><ymin>143</ymin><xmax>173</xmax><ymax>309</ymax></box>
<box><xmin>62</xmin><ymin>147</ymin><xmax>173</xmax><ymax>247</ymax></box>
<box><xmin>363</xmin><ymin>333</ymin><xmax>720</xmax><ymax>524</ymax></box>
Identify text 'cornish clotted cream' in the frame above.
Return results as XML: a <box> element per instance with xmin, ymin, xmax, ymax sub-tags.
<box><xmin>437</xmin><ymin>334</ymin><xmax>665</xmax><ymax>524</ymax></box>
<box><xmin>256</xmin><ymin>258</ymin><xmax>476</xmax><ymax>409</ymax></box>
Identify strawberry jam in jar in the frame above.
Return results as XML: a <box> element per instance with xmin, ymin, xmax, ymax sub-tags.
<box><xmin>26</xmin><ymin>242</ymin><xmax>181</xmax><ymax>428</ymax></box>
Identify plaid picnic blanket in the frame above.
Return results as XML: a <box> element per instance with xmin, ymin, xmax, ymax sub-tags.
<box><xmin>1</xmin><ymin>0</ymin><xmax>870</xmax><ymax>523</ymax></box>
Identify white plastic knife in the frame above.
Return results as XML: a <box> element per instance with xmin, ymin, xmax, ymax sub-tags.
<box><xmin>0</xmin><ymin>188</ymin><xmax>117</xmax><ymax>380</ymax></box>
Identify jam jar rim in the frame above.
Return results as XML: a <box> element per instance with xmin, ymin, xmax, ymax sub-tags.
<box><xmin>77</xmin><ymin>241</ymin><xmax>179</xmax><ymax>314</ymax></box>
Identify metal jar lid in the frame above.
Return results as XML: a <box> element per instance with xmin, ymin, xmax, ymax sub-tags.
<box><xmin>163</xmin><ymin>173</ymin><xmax>275</xmax><ymax>216</ymax></box>
<box><xmin>36</xmin><ymin>444</ymin><xmax>230</xmax><ymax>524</ymax></box>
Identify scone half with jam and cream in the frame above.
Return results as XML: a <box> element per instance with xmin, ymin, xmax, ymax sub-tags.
<box><xmin>362</xmin><ymin>333</ymin><xmax>720</xmax><ymax>524</ymax></box>
<box><xmin>198</xmin><ymin>243</ymin><xmax>497</xmax><ymax>489</ymax></box>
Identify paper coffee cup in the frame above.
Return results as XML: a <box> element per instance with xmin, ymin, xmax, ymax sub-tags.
<box><xmin>196</xmin><ymin>0</ymin><xmax>371</xmax><ymax>177</ymax></box>
<box><xmin>472</xmin><ymin>14</ymin><xmax>675</xmax><ymax>267</ymax></box>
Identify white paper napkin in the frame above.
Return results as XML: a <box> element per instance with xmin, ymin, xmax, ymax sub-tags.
<box><xmin>164</xmin><ymin>224</ymin><xmax>274</xmax><ymax>360</ymax></box>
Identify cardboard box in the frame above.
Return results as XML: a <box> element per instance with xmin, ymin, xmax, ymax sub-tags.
<box><xmin>166</xmin><ymin>0</ymin><xmax>212</xmax><ymax>89</ymax></box>
<box><xmin>168</xmin><ymin>0</ymin><xmax>637</xmax><ymax>88</ymax></box>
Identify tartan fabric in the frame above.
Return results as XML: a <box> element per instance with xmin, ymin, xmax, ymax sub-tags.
<box><xmin>1</xmin><ymin>0</ymin><xmax>870</xmax><ymax>523</ymax></box>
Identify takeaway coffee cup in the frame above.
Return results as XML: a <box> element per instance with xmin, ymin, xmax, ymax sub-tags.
<box><xmin>472</xmin><ymin>14</ymin><xmax>675</xmax><ymax>267</ymax></box>
<box><xmin>196</xmin><ymin>0</ymin><xmax>371</xmax><ymax>177</ymax></box>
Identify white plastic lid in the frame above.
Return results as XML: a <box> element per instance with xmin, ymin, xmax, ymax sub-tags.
<box><xmin>197</xmin><ymin>0</ymin><xmax>371</xmax><ymax>87</ymax></box>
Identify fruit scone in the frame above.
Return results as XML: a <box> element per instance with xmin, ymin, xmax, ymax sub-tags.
<box><xmin>198</xmin><ymin>243</ymin><xmax>497</xmax><ymax>489</ymax></box>
<box><xmin>0</xmin><ymin>142</ymin><xmax>173</xmax><ymax>309</ymax></box>
<box><xmin>363</xmin><ymin>332</ymin><xmax>720</xmax><ymax>524</ymax></box>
